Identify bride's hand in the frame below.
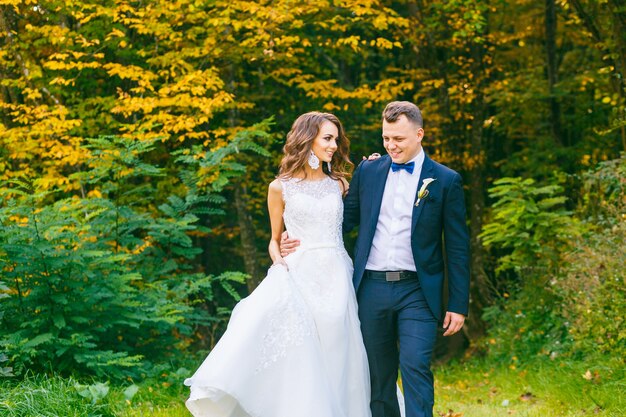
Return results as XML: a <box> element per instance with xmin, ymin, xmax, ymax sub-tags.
<box><xmin>362</xmin><ymin>152</ymin><xmax>381</xmax><ymax>161</ymax></box>
<box><xmin>272</xmin><ymin>257</ymin><xmax>289</xmax><ymax>270</ymax></box>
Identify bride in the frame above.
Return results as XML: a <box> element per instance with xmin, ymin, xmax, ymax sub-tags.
<box><xmin>184</xmin><ymin>112</ymin><xmax>372</xmax><ymax>417</ymax></box>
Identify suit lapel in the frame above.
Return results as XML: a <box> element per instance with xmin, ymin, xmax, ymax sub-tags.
<box><xmin>411</xmin><ymin>154</ymin><xmax>435</xmax><ymax>233</ymax></box>
<box><xmin>369</xmin><ymin>156</ymin><xmax>392</xmax><ymax>232</ymax></box>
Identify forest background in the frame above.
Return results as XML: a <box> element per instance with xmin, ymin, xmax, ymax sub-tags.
<box><xmin>0</xmin><ymin>0</ymin><xmax>624</xmax><ymax>416</ymax></box>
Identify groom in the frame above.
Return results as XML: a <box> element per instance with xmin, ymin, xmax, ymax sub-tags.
<box><xmin>282</xmin><ymin>101</ymin><xmax>470</xmax><ymax>417</ymax></box>
<box><xmin>343</xmin><ymin>101</ymin><xmax>470</xmax><ymax>417</ymax></box>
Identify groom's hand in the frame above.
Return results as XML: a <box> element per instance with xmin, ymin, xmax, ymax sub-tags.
<box><xmin>279</xmin><ymin>231</ymin><xmax>300</xmax><ymax>257</ymax></box>
<box><xmin>442</xmin><ymin>312</ymin><xmax>465</xmax><ymax>336</ymax></box>
<box><xmin>362</xmin><ymin>152</ymin><xmax>381</xmax><ymax>161</ymax></box>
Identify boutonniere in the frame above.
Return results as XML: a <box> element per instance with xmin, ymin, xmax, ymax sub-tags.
<box><xmin>415</xmin><ymin>178</ymin><xmax>436</xmax><ymax>207</ymax></box>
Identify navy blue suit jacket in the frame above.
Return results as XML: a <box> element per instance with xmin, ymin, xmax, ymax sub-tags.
<box><xmin>343</xmin><ymin>154</ymin><xmax>470</xmax><ymax>320</ymax></box>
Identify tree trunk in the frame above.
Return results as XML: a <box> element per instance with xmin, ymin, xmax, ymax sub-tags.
<box><xmin>463</xmin><ymin>34</ymin><xmax>499</xmax><ymax>344</ymax></box>
<box><xmin>570</xmin><ymin>0</ymin><xmax>626</xmax><ymax>149</ymax></box>
<box><xmin>608</xmin><ymin>0</ymin><xmax>626</xmax><ymax>90</ymax></box>
<box><xmin>464</xmin><ymin>88</ymin><xmax>490</xmax><ymax>343</ymax></box>
<box><xmin>225</xmin><ymin>60</ymin><xmax>263</xmax><ymax>292</ymax></box>
<box><xmin>408</xmin><ymin>0</ymin><xmax>491</xmax><ymax>346</ymax></box>
<box><xmin>545</xmin><ymin>0</ymin><xmax>564</xmax><ymax>146</ymax></box>
<box><xmin>608</xmin><ymin>0</ymin><xmax>626</xmax><ymax>150</ymax></box>
<box><xmin>234</xmin><ymin>183</ymin><xmax>263</xmax><ymax>292</ymax></box>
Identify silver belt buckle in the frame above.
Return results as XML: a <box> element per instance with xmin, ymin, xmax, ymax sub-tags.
<box><xmin>386</xmin><ymin>271</ymin><xmax>401</xmax><ymax>282</ymax></box>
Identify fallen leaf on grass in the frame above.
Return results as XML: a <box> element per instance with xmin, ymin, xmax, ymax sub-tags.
<box><xmin>438</xmin><ymin>410</ymin><xmax>463</xmax><ymax>417</ymax></box>
<box><xmin>520</xmin><ymin>392</ymin><xmax>535</xmax><ymax>401</ymax></box>
<box><xmin>582</xmin><ymin>369</ymin><xmax>601</xmax><ymax>383</ymax></box>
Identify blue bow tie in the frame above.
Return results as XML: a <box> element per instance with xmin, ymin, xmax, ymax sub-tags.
<box><xmin>390</xmin><ymin>161</ymin><xmax>415</xmax><ymax>174</ymax></box>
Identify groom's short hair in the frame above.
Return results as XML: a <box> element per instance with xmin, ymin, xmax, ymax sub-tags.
<box><xmin>382</xmin><ymin>101</ymin><xmax>423</xmax><ymax>128</ymax></box>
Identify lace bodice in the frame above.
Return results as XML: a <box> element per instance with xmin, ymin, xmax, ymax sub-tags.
<box><xmin>281</xmin><ymin>176</ymin><xmax>344</xmax><ymax>249</ymax></box>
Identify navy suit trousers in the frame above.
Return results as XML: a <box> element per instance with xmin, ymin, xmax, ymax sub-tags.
<box><xmin>358</xmin><ymin>275</ymin><xmax>438</xmax><ymax>417</ymax></box>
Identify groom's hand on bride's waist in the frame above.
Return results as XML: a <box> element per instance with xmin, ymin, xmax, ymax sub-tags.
<box><xmin>280</xmin><ymin>231</ymin><xmax>300</xmax><ymax>257</ymax></box>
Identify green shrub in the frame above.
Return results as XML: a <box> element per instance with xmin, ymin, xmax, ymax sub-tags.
<box><xmin>558</xmin><ymin>222</ymin><xmax>625</xmax><ymax>358</ymax></box>
<box><xmin>556</xmin><ymin>155</ymin><xmax>626</xmax><ymax>358</ymax></box>
<box><xmin>481</xmin><ymin>176</ymin><xmax>579</xmax><ymax>276</ymax></box>
<box><xmin>480</xmin><ymin>284</ymin><xmax>571</xmax><ymax>362</ymax></box>
<box><xmin>479</xmin><ymin>157</ymin><xmax>625</xmax><ymax>362</ymax></box>
<box><xmin>0</xmin><ymin>131</ymin><xmax>269</xmax><ymax>379</ymax></box>
<box><xmin>479</xmin><ymin>175</ymin><xmax>580</xmax><ymax>361</ymax></box>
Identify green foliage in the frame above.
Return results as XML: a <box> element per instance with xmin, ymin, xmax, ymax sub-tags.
<box><xmin>481</xmin><ymin>176</ymin><xmax>580</xmax><ymax>275</ymax></box>
<box><xmin>74</xmin><ymin>381</ymin><xmax>110</xmax><ymax>405</ymax></box>
<box><xmin>480</xmin><ymin>288</ymin><xmax>571</xmax><ymax>361</ymax></box>
<box><xmin>559</xmin><ymin>221</ymin><xmax>625</xmax><ymax>358</ymax></box>
<box><xmin>480</xmin><ymin>158</ymin><xmax>625</xmax><ymax>362</ymax></box>
<box><xmin>578</xmin><ymin>153</ymin><xmax>626</xmax><ymax>226</ymax></box>
<box><xmin>480</xmin><ymin>176</ymin><xmax>580</xmax><ymax>360</ymax></box>
<box><xmin>1</xmin><ymin>0</ymin><xmax>624</xmax><ymax>379</ymax></box>
<box><xmin>0</xmin><ymin>353</ymin><xmax>14</xmax><ymax>378</ymax></box>
<box><xmin>556</xmin><ymin>155</ymin><xmax>626</xmax><ymax>358</ymax></box>
<box><xmin>0</xmin><ymin>132</ymin><xmax>264</xmax><ymax>379</ymax></box>
<box><xmin>174</xmin><ymin>117</ymin><xmax>273</xmax><ymax>195</ymax></box>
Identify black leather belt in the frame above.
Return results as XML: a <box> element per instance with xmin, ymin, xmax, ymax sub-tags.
<box><xmin>365</xmin><ymin>270</ymin><xmax>417</xmax><ymax>282</ymax></box>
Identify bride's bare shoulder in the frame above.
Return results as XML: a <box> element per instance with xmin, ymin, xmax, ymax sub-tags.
<box><xmin>268</xmin><ymin>179</ymin><xmax>283</xmax><ymax>193</ymax></box>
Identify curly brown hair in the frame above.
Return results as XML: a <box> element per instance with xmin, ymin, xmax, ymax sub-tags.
<box><xmin>278</xmin><ymin>112</ymin><xmax>353</xmax><ymax>180</ymax></box>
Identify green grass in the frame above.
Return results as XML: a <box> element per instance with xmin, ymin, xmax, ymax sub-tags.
<box><xmin>0</xmin><ymin>373</ymin><xmax>189</xmax><ymax>417</ymax></box>
<box><xmin>0</xmin><ymin>374</ymin><xmax>115</xmax><ymax>417</ymax></box>
<box><xmin>2</xmin><ymin>357</ymin><xmax>623</xmax><ymax>417</ymax></box>
<box><xmin>113</xmin><ymin>383</ymin><xmax>188</xmax><ymax>417</ymax></box>
<box><xmin>116</xmin><ymin>402</ymin><xmax>188</xmax><ymax>417</ymax></box>
<box><xmin>434</xmin><ymin>357</ymin><xmax>626</xmax><ymax>417</ymax></box>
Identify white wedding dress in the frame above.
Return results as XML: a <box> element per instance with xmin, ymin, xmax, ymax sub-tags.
<box><xmin>185</xmin><ymin>176</ymin><xmax>372</xmax><ymax>417</ymax></box>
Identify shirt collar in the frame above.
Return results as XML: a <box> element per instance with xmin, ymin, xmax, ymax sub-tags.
<box><xmin>409</xmin><ymin>149</ymin><xmax>424</xmax><ymax>167</ymax></box>
<box><xmin>390</xmin><ymin>149</ymin><xmax>424</xmax><ymax>175</ymax></box>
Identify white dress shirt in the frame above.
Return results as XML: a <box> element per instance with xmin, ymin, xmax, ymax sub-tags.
<box><xmin>365</xmin><ymin>150</ymin><xmax>424</xmax><ymax>272</ymax></box>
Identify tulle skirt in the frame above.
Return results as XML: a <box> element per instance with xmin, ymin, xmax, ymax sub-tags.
<box><xmin>184</xmin><ymin>245</ymin><xmax>371</xmax><ymax>417</ymax></box>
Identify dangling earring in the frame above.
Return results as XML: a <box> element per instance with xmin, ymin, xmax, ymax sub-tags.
<box><xmin>327</xmin><ymin>161</ymin><xmax>332</xmax><ymax>172</ymax></box>
<box><xmin>308</xmin><ymin>151</ymin><xmax>320</xmax><ymax>169</ymax></box>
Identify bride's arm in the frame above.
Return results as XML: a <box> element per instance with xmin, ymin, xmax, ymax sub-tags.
<box><xmin>267</xmin><ymin>179</ymin><xmax>287</xmax><ymax>267</ymax></box>
<box><xmin>338</xmin><ymin>177</ymin><xmax>349</xmax><ymax>197</ymax></box>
